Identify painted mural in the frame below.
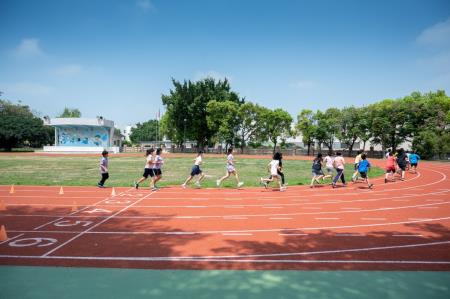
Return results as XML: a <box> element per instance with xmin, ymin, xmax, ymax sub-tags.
<box><xmin>58</xmin><ymin>126</ymin><xmax>110</xmax><ymax>147</ymax></box>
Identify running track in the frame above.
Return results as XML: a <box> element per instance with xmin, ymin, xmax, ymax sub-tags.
<box><xmin>0</xmin><ymin>160</ymin><xmax>449</xmax><ymax>271</ymax></box>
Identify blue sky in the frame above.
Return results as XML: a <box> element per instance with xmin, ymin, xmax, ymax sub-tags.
<box><xmin>0</xmin><ymin>0</ymin><xmax>449</xmax><ymax>128</ymax></box>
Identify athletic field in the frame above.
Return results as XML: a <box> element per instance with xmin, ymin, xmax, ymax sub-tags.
<box><xmin>0</xmin><ymin>153</ymin><xmax>449</xmax><ymax>298</ymax></box>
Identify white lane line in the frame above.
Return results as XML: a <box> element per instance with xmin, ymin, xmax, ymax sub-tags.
<box><xmin>191</xmin><ymin>198</ymin><xmax>209</xmax><ymax>201</ymax></box>
<box><xmin>225</xmin><ymin>198</ymin><xmax>242</xmax><ymax>201</ymax></box>
<box><xmin>426</xmin><ymin>199</ymin><xmax>444</xmax><ymax>202</ymax></box>
<box><xmin>40</xmin><ymin>190</ymin><xmax>157</xmax><ymax>257</ymax></box>
<box><xmin>224</xmin><ymin>206</ymin><xmax>244</xmax><ymax>209</ymax></box>
<box><xmin>392</xmin><ymin>199</ymin><xmax>410</xmax><ymax>202</ymax></box>
<box><xmin>418</xmin><ymin>207</ymin><xmax>439</xmax><ymax>209</ymax></box>
<box><xmin>361</xmin><ymin>218</ymin><xmax>386</xmax><ymax>221</ymax></box>
<box><xmin>164</xmin><ymin>232</ymin><xmax>197</xmax><ymax>235</ymax></box>
<box><xmin>33</xmin><ymin>187</ymin><xmax>136</xmax><ymax>231</ymax></box>
<box><xmin>315</xmin><ymin>218</ymin><xmax>340</xmax><ymax>220</ymax></box>
<box><xmin>2</xmin><ymin>241</ymin><xmax>449</xmax><ymax>261</ymax></box>
<box><xmin>393</xmin><ymin>234</ymin><xmax>424</xmax><ymax>237</ymax></box>
<box><xmin>291</xmin><ymin>199</ymin><xmax>309</xmax><ymax>202</ymax></box>
<box><xmin>408</xmin><ymin>218</ymin><xmax>433</xmax><ymax>221</ymax></box>
<box><xmin>223</xmin><ymin>217</ymin><xmax>248</xmax><ymax>220</ymax></box>
<box><xmin>269</xmin><ymin>217</ymin><xmax>293</xmax><ymax>220</ymax></box>
<box><xmin>340</xmin><ymin>208</ymin><xmax>361</xmax><ymax>210</ymax></box>
<box><xmin>302</xmin><ymin>207</ymin><xmax>322</xmax><ymax>210</ymax></box>
<box><xmin>0</xmin><ymin>233</ymin><xmax>24</xmax><ymax>245</ymax></box>
<box><xmin>262</xmin><ymin>207</ymin><xmax>283</xmax><ymax>209</ymax></box>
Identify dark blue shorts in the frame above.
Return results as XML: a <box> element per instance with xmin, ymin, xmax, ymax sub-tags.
<box><xmin>359</xmin><ymin>171</ymin><xmax>367</xmax><ymax>178</ymax></box>
<box><xmin>191</xmin><ymin>165</ymin><xmax>202</xmax><ymax>176</ymax></box>
<box><xmin>152</xmin><ymin>169</ymin><xmax>162</xmax><ymax>176</ymax></box>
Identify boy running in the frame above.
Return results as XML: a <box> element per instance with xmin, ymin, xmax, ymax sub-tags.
<box><xmin>409</xmin><ymin>151</ymin><xmax>420</xmax><ymax>174</ymax></box>
<box><xmin>310</xmin><ymin>153</ymin><xmax>325</xmax><ymax>188</ymax></box>
<box><xmin>134</xmin><ymin>149</ymin><xmax>155</xmax><ymax>189</ymax></box>
<box><xmin>217</xmin><ymin>148</ymin><xmax>244</xmax><ymax>188</ymax></box>
<box><xmin>98</xmin><ymin>150</ymin><xmax>109</xmax><ymax>188</ymax></box>
<box><xmin>396</xmin><ymin>148</ymin><xmax>408</xmax><ymax>181</ymax></box>
<box><xmin>260</xmin><ymin>152</ymin><xmax>285</xmax><ymax>191</ymax></box>
<box><xmin>182</xmin><ymin>151</ymin><xmax>205</xmax><ymax>188</ymax></box>
<box><xmin>332</xmin><ymin>152</ymin><xmax>346</xmax><ymax>188</ymax></box>
<box><xmin>358</xmin><ymin>154</ymin><xmax>373</xmax><ymax>189</ymax></box>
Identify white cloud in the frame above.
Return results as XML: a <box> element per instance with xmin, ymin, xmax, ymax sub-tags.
<box><xmin>54</xmin><ymin>64</ymin><xmax>84</xmax><ymax>76</ymax></box>
<box><xmin>289</xmin><ymin>80</ymin><xmax>315</xmax><ymax>89</ymax></box>
<box><xmin>194</xmin><ymin>70</ymin><xmax>232</xmax><ymax>82</ymax></box>
<box><xmin>416</xmin><ymin>17</ymin><xmax>450</xmax><ymax>47</ymax></box>
<box><xmin>14</xmin><ymin>38</ymin><xmax>43</xmax><ymax>58</ymax></box>
<box><xmin>136</xmin><ymin>0</ymin><xmax>155</xmax><ymax>13</ymax></box>
<box><xmin>5</xmin><ymin>82</ymin><xmax>53</xmax><ymax>96</ymax></box>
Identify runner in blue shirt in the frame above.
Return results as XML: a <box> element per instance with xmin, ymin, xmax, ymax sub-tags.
<box><xmin>358</xmin><ymin>154</ymin><xmax>373</xmax><ymax>189</ymax></box>
<box><xmin>409</xmin><ymin>151</ymin><xmax>420</xmax><ymax>174</ymax></box>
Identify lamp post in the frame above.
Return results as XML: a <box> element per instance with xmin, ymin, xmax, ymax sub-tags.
<box><xmin>183</xmin><ymin>118</ymin><xmax>187</xmax><ymax>153</ymax></box>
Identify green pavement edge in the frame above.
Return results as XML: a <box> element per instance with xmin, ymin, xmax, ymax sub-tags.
<box><xmin>1</xmin><ymin>266</ymin><xmax>449</xmax><ymax>299</ymax></box>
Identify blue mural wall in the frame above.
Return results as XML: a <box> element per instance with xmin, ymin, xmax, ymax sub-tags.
<box><xmin>57</xmin><ymin>126</ymin><xmax>110</xmax><ymax>147</ymax></box>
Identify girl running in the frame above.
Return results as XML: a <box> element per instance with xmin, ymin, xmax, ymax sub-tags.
<box><xmin>181</xmin><ymin>151</ymin><xmax>205</xmax><ymax>188</ymax></box>
<box><xmin>216</xmin><ymin>147</ymin><xmax>244</xmax><ymax>188</ymax></box>
<box><xmin>332</xmin><ymin>152</ymin><xmax>346</xmax><ymax>188</ymax></box>
<box><xmin>323</xmin><ymin>152</ymin><xmax>334</xmax><ymax>181</ymax></box>
<box><xmin>151</xmin><ymin>148</ymin><xmax>164</xmax><ymax>190</ymax></box>
<box><xmin>310</xmin><ymin>153</ymin><xmax>325</xmax><ymax>188</ymax></box>
<box><xmin>385</xmin><ymin>151</ymin><xmax>396</xmax><ymax>183</ymax></box>
<box><xmin>260</xmin><ymin>152</ymin><xmax>286</xmax><ymax>191</ymax></box>
<box><xmin>134</xmin><ymin>148</ymin><xmax>155</xmax><ymax>189</ymax></box>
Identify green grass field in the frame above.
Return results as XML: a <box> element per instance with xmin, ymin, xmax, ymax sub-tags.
<box><xmin>0</xmin><ymin>154</ymin><xmax>385</xmax><ymax>188</ymax></box>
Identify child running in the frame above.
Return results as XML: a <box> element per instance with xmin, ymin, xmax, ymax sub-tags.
<box><xmin>332</xmin><ymin>152</ymin><xmax>346</xmax><ymax>188</ymax></box>
<box><xmin>351</xmin><ymin>150</ymin><xmax>363</xmax><ymax>182</ymax></box>
<box><xmin>98</xmin><ymin>150</ymin><xmax>109</xmax><ymax>188</ymax></box>
<box><xmin>385</xmin><ymin>151</ymin><xmax>396</xmax><ymax>183</ymax></box>
<box><xmin>152</xmin><ymin>148</ymin><xmax>164</xmax><ymax>190</ymax></box>
<box><xmin>267</xmin><ymin>152</ymin><xmax>286</xmax><ymax>187</ymax></box>
<box><xmin>409</xmin><ymin>150</ymin><xmax>420</xmax><ymax>174</ymax></box>
<box><xmin>310</xmin><ymin>153</ymin><xmax>325</xmax><ymax>188</ymax></box>
<box><xmin>358</xmin><ymin>154</ymin><xmax>373</xmax><ymax>189</ymax></box>
<box><xmin>181</xmin><ymin>151</ymin><xmax>205</xmax><ymax>188</ymax></box>
<box><xmin>260</xmin><ymin>152</ymin><xmax>286</xmax><ymax>191</ymax></box>
<box><xmin>134</xmin><ymin>148</ymin><xmax>155</xmax><ymax>189</ymax></box>
<box><xmin>396</xmin><ymin>148</ymin><xmax>408</xmax><ymax>181</ymax></box>
<box><xmin>217</xmin><ymin>147</ymin><xmax>244</xmax><ymax>188</ymax></box>
<box><xmin>323</xmin><ymin>152</ymin><xmax>334</xmax><ymax>181</ymax></box>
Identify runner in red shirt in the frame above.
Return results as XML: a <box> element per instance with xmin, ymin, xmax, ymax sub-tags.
<box><xmin>385</xmin><ymin>152</ymin><xmax>396</xmax><ymax>183</ymax></box>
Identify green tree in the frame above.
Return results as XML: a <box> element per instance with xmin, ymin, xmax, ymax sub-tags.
<box><xmin>338</xmin><ymin>106</ymin><xmax>361</xmax><ymax>156</ymax></box>
<box><xmin>161</xmin><ymin>78</ymin><xmax>242</xmax><ymax>148</ymax></box>
<box><xmin>57</xmin><ymin>107</ymin><xmax>81</xmax><ymax>118</ymax></box>
<box><xmin>237</xmin><ymin>102</ymin><xmax>266</xmax><ymax>153</ymax></box>
<box><xmin>296</xmin><ymin>109</ymin><xmax>316</xmax><ymax>155</ymax></box>
<box><xmin>129</xmin><ymin>119</ymin><xmax>159</xmax><ymax>143</ymax></box>
<box><xmin>0</xmin><ymin>100</ymin><xmax>52</xmax><ymax>151</ymax></box>
<box><xmin>206</xmin><ymin>100</ymin><xmax>240</xmax><ymax>150</ymax></box>
<box><xmin>258</xmin><ymin>108</ymin><xmax>293</xmax><ymax>154</ymax></box>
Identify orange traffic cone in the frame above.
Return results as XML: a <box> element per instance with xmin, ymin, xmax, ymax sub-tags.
<box><xmin>0</xmin><ymin>200</ymin><xmax>6</xmax><ymax>211</ymax></box>
<box><xmin>111</xmin><ymin>187</ymin><xmax>116</xmax><ymax>196</ymax></box>
<box><xmin>0</xmin><ymin>225</ymin><xmax>7</xmax><ymax>242</ymax></box>
<box><xmin>9</xmin><ymin>185</ymin><xmax>14</xmax><ymax>194</ymax></box>
<box><xmin>59</xmin><ymin>186</ymin><xmax>64</xmax><ymax>195</ymax></box>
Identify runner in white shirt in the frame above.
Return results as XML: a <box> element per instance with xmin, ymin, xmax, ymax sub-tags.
<box><xmin>134</xmin><ymin>148</ymin><xmax>155</xmax><ymax>189</ymax></box>
<box><xmin>216</xmin><ymin>148</ymin><xmax>244</xmax><ymax>188</ymax></box>
<box><xmin>323</xmin><ymin>152</ymin><xmax>334</xmax><ymax>181</ymax></box>
<box><xmin>260</xmin><ymin>152</ymin><xmax>286</xmax><ymax>191</ymax></box>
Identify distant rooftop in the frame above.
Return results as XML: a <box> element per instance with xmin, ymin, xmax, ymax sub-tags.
<box><xmin>43</xmin><ymin>117</ymin><xmax>114</xmax><ymax>127</ymax></box>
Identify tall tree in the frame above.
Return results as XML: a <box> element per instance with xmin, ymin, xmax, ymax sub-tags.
<box><xmin>129</xmin><ymin>119</ymin><xmax>159</xmax><ymax>143</ymax></box>
<box><xmin>0</xmin><ymin>100</ymin><xmax>52</xmax><ymax>151</ymax></box>
<box><xmin>57</xmin><ymin>107</ymin><xmax>81</xmax><ymax>118</ymax></box>
<box><xmin>258</xmin><ymin>108</ymin><xmax>293</xmax><ymax>154</ymax></box>
<box><xmin>338</xmin><ymin>106</ymin><xmax>361</xmax><ymax>156</ymax></box>
<box><xmin>237</xmin><ymin>102</ymin><xmax>265</xmax><ymax>153</ymax></box>
<box><xmin>161</xmin><ymin>78</ymin><xmax>242</xmax><ymax>148</ymax></box>
<box><xmin>296</xmin><ymin>109</ymin><xmax>316</xmax><ymax>155</ymax></box>
<box><xmin>206</xmin><ymin>100</ymin><xmax>240</xmax><ymax>150</ymax></box>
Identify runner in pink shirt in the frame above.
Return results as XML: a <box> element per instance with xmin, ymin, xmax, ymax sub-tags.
<box><xmin>332</xmin><ymin>152</ymin><xmax>346</xmax><ymax>188</ymax></box>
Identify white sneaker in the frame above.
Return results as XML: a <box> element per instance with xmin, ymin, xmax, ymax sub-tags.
<box><xmin>280</xmin><ymin>187</ymin><xmax>287</xmax><ymax>192</ymax></box>
<box><xmin>237</xmin><ymin>182</ymin><xmax>244</xmax><ymax>188</ymax></box>
<box><xmin>216</xmin><ymin>180</ymin><xmax>220</xmax><ymax>187</ymax></box>
<box><xmin>195</xmin><ymin>181</ymin><xmax>201</xmax><ymax>187</ymax></box>
<box><xmin>181</xmin><ymin>184</ymin><xmax>186</xmax><ymax>189</ymax></box>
